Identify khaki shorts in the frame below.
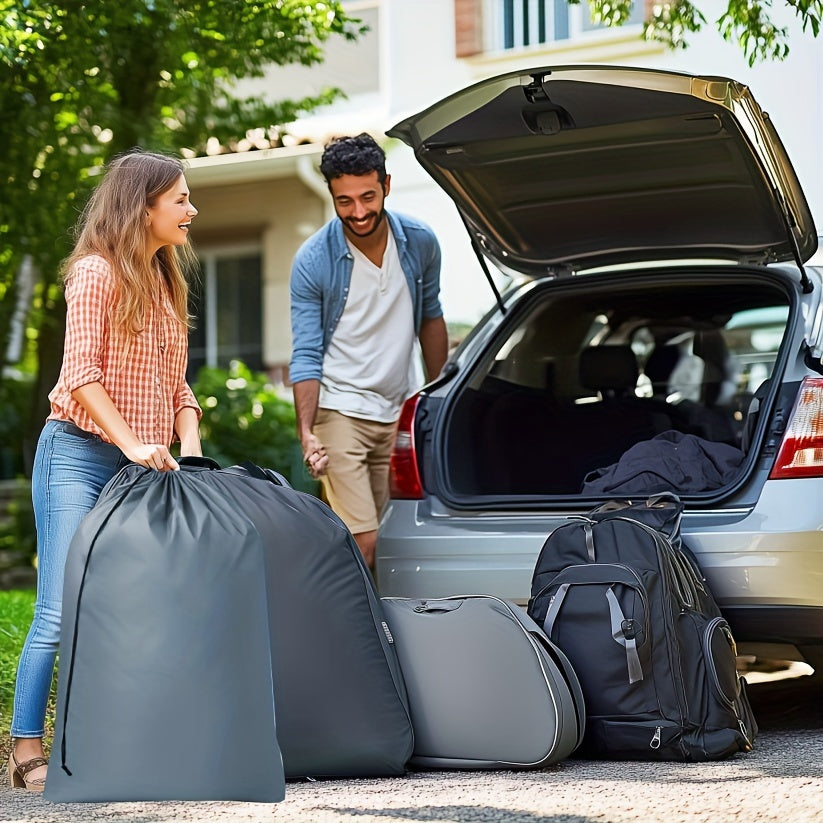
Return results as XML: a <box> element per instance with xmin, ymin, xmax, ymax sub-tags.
<box><xmin>314</xmin><ymin>408</ymin><xmax>399</xmax><ymax>534</ymax></box>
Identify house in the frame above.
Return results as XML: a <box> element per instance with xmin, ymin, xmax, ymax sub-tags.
<box><xmin>184</xmin><ymin>0</ymin><xmax>823</xmax><ymax>383</ymax></box>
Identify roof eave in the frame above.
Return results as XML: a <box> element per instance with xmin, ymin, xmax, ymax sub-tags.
<box><xmin>184</xmin><ymin>142</ymin><xmax>324</xmax><ymax>187</ymax></box>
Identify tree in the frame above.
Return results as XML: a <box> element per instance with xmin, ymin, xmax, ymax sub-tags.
<box><xmin>0</xmin><ymin>0</ymin><xmax>365</xmax><ymax>469</ymax></box>
<box><xmin>587</xmin><ymin>0</ymin><xmax>822</xmax><ymax>66</ymax></box>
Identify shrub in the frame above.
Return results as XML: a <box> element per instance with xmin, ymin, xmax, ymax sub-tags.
<box><xmin>0</xmin><ymin>482</ymin><xmax>36</xmax><ymax>571</ymax></box>
<box><xmin>0</xmin><ymin>372</ymin><xmax>34</xmax><ymax>479</ymax></box>
<box><xmin>191</xmin><ymin>360</ymin><xmax>318</xmax><ymax>494</ymax></box>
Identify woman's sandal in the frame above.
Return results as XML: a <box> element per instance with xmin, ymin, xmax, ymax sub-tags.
<box><xmin>8</xmin><ymin>751</ymin><xmax>48</xmax><ymax>791</ymax></box>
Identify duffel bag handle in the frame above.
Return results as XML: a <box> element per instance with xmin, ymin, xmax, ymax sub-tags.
<box><xmin>227</xmin><ymin>461</ymin><xmax>292</xmax><ymax>488</ymax></box>
<box><xmin>178</xmin><ymin>455</ymin><xmax>221</xmax><ymax>470</ymax></box>
<box><xmin>178</xmin><ymin>456</ymin><xmax>291</xmax><ymax>488</ymax></box>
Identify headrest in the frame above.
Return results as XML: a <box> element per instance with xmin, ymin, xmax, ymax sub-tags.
<box><xmin>693</xmin><ymin>329</ymin><xmax>738</xmax><ymax>406</ymax></box>
<box><xmin>644</xmin><ymin>344</ymin><xmax>681</xmax><ymax>387</ymax></box>
<box><xmin>579</xmin><ymin>346</ymin><xmax>639</xmax><ymax>393</ymax></box>
<box><xmin>693</xmin><ymin>329</ymin><xmax>730</xmax><ymax>366</ymax></box>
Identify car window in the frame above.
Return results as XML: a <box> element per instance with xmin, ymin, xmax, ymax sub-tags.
<box><xmin>484</xmin><ymin>301</ymin><xmax>599</xmax><ymax>396</ymax></box>
<box><xmin>724</xmin><ymin>306</ymin><xmax>789</xmax><ymax>395</ymax></box>
<box><xmin>477</xmin><ymin>290</ymin><xmax>789</xmax><ymax>413</ymax></box>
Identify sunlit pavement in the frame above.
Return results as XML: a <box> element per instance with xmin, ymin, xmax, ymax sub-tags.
<box><xmin>2</xmin><ymin>662</ymin><xmax>822</xmax><ymax>823</ymax></box>
<box><xmin>741</xmin><ymin>659</ymin><xmax>814</xmax><ymax>684</ymax></box>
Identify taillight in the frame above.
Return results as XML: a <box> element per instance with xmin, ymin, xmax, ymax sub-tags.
<box><xmin>770</xmin><ymin>377</ymin><xmax>823</xmax><ymax>479</ymax></box>
<box><xmin>389</xmin><ymin>393</ymin><xmax>424</xmax><ymax>499</ymax></box>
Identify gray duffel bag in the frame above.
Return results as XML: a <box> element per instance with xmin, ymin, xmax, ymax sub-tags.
<box><xmin>381</xmin><ymin>595</ymin><xmax>586</xmax><ymax>769</ymax></box>
<box><xmin>45</xmin><ymin>466</ymin><xmax>285</xmax><ymax>803</ymax></box>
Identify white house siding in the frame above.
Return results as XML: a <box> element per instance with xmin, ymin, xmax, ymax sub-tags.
<box><xmin>189</xmin><ymin>0</ymin><xmax>823</xmax><ymax>374</ymax></box>
<box><xmin>379</xmin><ymin>0</ymin><xmax>823</xmax><ymax>325</ymax></box>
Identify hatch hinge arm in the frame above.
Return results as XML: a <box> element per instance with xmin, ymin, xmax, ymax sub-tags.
<box><xmin>788</xmin><ymin>228</ymin><xmax>813</xmax><ymax>294</ymax></box>
<box><xmin>459</xmin><ymin>211</ymin><xmax>507</xmax><ymax>315</ymax></box>
<box><xmin>777</xmin><ymin>192</ymin><xmax>813</xmax><ymax>293</ymax></box>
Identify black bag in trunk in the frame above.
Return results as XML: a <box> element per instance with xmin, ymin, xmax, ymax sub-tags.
<box><xmin>527</xmin><ymin>493</ymin><xmax>757</xmax><ymax>761</ymax></box>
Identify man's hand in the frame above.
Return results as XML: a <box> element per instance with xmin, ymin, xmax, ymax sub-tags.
<box><xmin>302</xmin><ymin>432</ymin><xmax>329</xmax><ymax>478</ymax></box>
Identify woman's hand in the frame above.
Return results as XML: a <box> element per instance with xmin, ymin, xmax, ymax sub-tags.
<box><xmin>127</xmin><ymin>443</ymin><xmax>180</xmax><ymax>471</ymax></box>
<box><xmin>178</xmin><ymin>434</ymin><xmax>202</xmax><ymax>458</ymax></box>
<box><xmin>175</xmin><ymin>407</ymin><xmax>202</xmax><ymax>458</ymax></box>
<box><xmin>72</xmin><ymin>382</ymin><xmax>180</xmax><ymax>470</ymax></box>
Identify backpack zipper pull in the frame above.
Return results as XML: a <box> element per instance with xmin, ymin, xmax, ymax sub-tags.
<box><xmin>584</xmin><ymin>523</ymin><xmax>595</xmax><ymax>562</ymax></box>
<box><xmin>650</xmin><ymin>726</ymin><xmax>662</xmax><ymax>749</ymax></box>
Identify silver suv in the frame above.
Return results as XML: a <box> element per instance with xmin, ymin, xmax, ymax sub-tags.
<box><xmin>376</xmin><ymin>65</ymin><xmax>823</xmax><ymax>668</ymax></box>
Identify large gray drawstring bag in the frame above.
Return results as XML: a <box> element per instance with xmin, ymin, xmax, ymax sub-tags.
<box><xmin>153</xmin><ymin>459</ymin><xmax>414</xmax><ymax>779</ymax></box>
<box><xmin>45</xmin><ymin>465</ymin><xmax>285</xmax><ymax>803</ymax></box>
<box><xmin>49</xmin><ymin>457</ymin><xmax>413</xmax><ymax>788</ymax></box>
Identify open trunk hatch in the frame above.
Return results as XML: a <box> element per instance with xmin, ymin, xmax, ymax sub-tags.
<box><xmin>389</xmin><ymin>65</ymin><xmax>816</xmax><ymax>281</ymax></box>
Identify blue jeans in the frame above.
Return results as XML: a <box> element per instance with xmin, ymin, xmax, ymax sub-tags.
<box><xmin>11</xmin><ymin>420</ymin><xmax>130</xmax><ymax>738</ymax></box>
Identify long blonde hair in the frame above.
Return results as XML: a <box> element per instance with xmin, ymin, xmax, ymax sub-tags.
<box><xmin>63</xmin><ymin>150</ymin><xmax>197</xmax><ymax>336</ymax></box>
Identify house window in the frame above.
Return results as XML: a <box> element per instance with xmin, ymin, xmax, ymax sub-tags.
<box><xmin>487</xmin><ymin>0</ymin><xmax>643</xmax><ymax>49</ymax></box>
<box><xmin>502</xmin><ymin>0</ymin><xmax>557</xmax><ymax>46</ymax></box>
<box><xmin>188</xmin><ymin>247</ymin><xmax>263</xmax><ymax>379</ymax></box>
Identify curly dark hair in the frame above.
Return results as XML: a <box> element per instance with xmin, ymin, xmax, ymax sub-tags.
<box><xmin>320</xmin><ymin>133</ymin><xmax>387</xmax><ymax>185</ymax></box>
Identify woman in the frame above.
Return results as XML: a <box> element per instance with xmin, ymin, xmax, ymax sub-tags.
<box><xmin>8</xmin><ymin>150</ymin><xmax>203</xmax><ymax>790</ymax></box>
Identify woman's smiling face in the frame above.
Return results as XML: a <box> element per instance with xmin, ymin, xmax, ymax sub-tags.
<box><xmin>146</xmin><ymin>174</ymin><xmax>197</xmax><ymax>254</ymax></box>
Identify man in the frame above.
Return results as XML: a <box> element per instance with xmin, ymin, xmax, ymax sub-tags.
<box><xmin>289</xmin><ymin>133</ymin><xmax>448</xmax><ymax>570</ymax></box>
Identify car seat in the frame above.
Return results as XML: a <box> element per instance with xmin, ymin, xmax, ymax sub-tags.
<box><xmin>473</xmin><ymin>363</ymin><xmax>576</xmax><ymax>495</ymax></box>
<box><xmin>573</xmin><ymin>346</ymin><xmax>673</xmax><ymax>482</ymax></box>
<box><xmin>692</xmin><ymin>329</ymin><xmax>740</xmax><ymax>444</ymax></box>
<box><xmin>644</xmin><ymin>343</ymin><xmax>684</xmax><ymax>400</ymax></box>
<box><xmin>579</xmin><ymin>345</ymin><xmax>641</xmax><ymax>400</ymax></box>
<box><xmin>694</xmin><ymin>329</ymin><xmax>740</xmax><ymax>408</ymax></box>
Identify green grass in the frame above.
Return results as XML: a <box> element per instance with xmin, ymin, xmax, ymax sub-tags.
<box><xmin>0</xmin><ymin>589</ymin><xmax>35</xmax><ymax>712</ymax></box>
<box><xmin>0</xmin><ymin>589</ymin><xmax>36</xmax><ymax>762</ymax></box>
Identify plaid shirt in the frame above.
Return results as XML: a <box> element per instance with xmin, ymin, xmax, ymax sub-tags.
<box><xmin>48</xmin><ymin>255</ymin><xmax>201</xmax><ymax>447</ymax></box>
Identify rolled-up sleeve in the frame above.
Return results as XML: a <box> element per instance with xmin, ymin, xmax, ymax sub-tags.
<box><xmin>61</xmin><ymin>259</ymin><xmax>115</xmax><ymax>392</ymax></box>
<box><xmin>420</xmin><ymin>230</ymin><xmax>443</xmax><ymax>321</ymax></box>
<box><xmin>288</xmin><ymin>250</ymin><xmax>326</xmax><ymax>384</ymax></box>
<box><xmin>174</xmin><ymin>379</ymin><xmax>202</xmax><ymax>419</ymax></box>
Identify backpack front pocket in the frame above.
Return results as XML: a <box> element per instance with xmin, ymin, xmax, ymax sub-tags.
<box><xmin>533</xmin><ymin>564</ymin><xmax>656</xmax><ymax>717</ymax></box>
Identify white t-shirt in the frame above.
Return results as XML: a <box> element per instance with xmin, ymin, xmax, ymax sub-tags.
<box><xmin>320</xmin><ymin>228</ymin><xmax>417</xmax><ymax>422</ymax></box>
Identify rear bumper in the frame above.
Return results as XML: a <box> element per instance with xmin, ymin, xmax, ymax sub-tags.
<box><xmin>377</xmin><ymin>481</ymin><xmax>823</xmax><ymax>645</ymax></box>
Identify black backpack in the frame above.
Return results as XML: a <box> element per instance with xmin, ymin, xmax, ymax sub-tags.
<box><xmin>527</xmin><ymin>493</ymin><xmax>757</xmax><ymax>761</ymax></box>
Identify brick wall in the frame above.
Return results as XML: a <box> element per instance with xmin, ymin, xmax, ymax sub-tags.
<box><xmin>455</xmin><ymin>0</ymin><xmax>483</xmax><ymax>58</ymax></box>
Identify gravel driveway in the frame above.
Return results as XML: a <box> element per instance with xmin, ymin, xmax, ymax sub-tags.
<box><xmin>3</xmin><ymin>670</ymin><xmax>822</xmax><ymax>823</ymax></box>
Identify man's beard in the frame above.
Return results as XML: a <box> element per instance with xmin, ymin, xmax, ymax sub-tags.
<box><xmin>343</xmin><ymin>206</ymin><xmax>386</xmax><ymax>238</ymax></box>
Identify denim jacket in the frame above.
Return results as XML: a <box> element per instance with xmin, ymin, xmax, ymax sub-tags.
<box><xmin>289</xmin><ymin>211</ymin><xmax>443</xmax><ymax>384</ymax></box>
